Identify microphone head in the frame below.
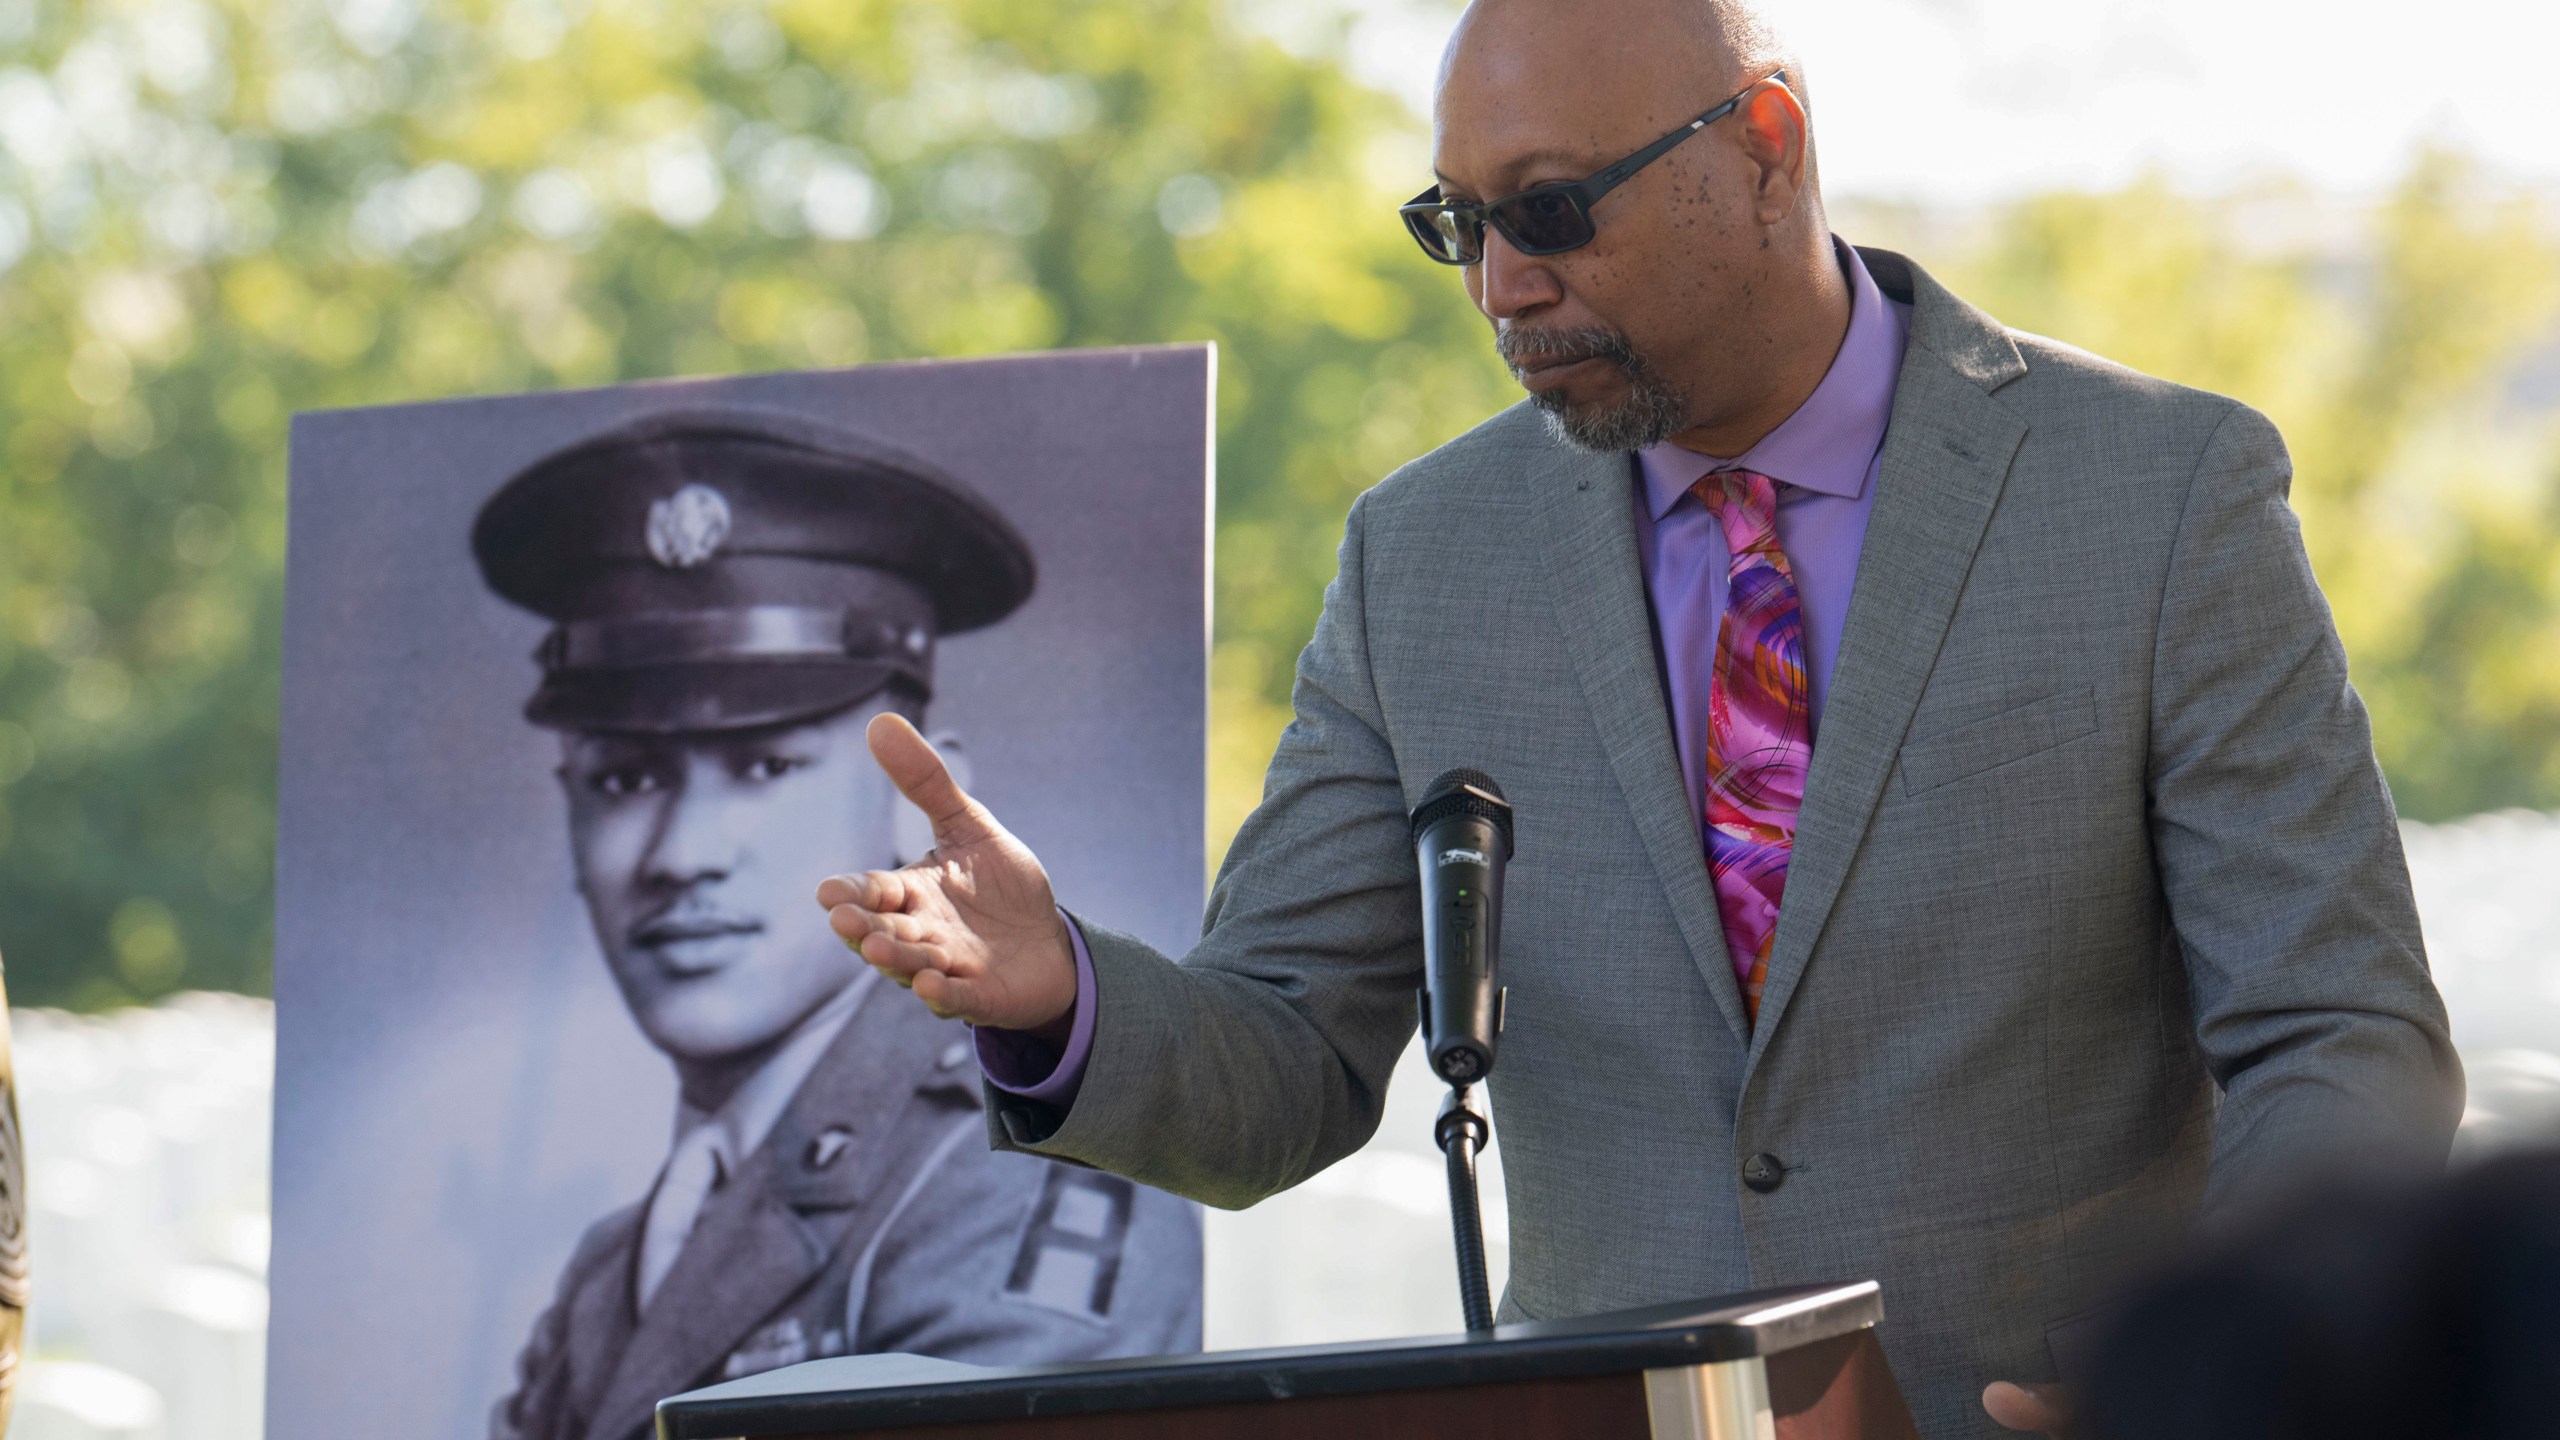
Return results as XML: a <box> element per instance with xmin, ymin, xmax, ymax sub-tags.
<box><xmin>1410</xmin><ymin>767</ymin><xmax>1515</xmax><ymax>852</ymax></box>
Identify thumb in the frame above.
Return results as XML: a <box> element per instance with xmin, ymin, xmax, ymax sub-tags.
<box><xmin>1982</xmin><ymin>1381</ymin><xmax>2073</xmax><ymax>1435</ymax></box>
<box><xmin>867</xmin><ymin>712</ymin><xmax>995</xmax><ymax>847</ymax></box>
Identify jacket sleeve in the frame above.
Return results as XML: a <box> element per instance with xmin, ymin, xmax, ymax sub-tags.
<box><xmin>987</xmin><ymin>487</ymin><xmax>1427</xmax><ymax>1208</ymax></box>
<box><xmin>2145</xmin><ymin>401</ymin><xmax>2464</xmax><ymax>1218</ymax></box>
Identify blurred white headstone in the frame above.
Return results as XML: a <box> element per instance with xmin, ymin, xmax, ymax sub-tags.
<box><xmin>2401</xmin><ymin>810</ymin><xmax>2560</xmax><ymax>1158</ymax></box>
<box><xmin>12</xmin><ymin>1359</ymin><xmax>165</xmax><ymax>1440</ymax></box>
<box><xmin>15</xmin><ymin>996</ymin><xmax>271</xmax><ymax>1440</ymax></box>
<box><xmin>5</xmin><ymin>814</ymin><xmax>2558</xmax><ymax>1408</ymax></box>
<box><xmin>1203</xmin><ymin>1034</ymin><xmax>1508</xmax><ymax>1350</ymax></box>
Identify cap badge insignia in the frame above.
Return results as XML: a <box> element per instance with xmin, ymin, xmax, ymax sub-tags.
<box><xmin>645</xmin><ymin>484</ymin><xmax>732</xmax><ymax>570</ymax></box>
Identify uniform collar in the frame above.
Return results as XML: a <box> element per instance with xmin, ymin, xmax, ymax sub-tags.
<box><xmin>1639</xmin><ymin>235</ymin><xmax>1903</xmax><ymax>520</ymax></box>
<box><xmin>671</xmin><ymin>967</ymin><xmax>880</xmax><ymax>1165</ymax></box>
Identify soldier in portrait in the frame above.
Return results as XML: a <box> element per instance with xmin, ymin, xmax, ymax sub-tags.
<box><xmin>467</xmin><ymin>408</ymin><xmax>1202</xmax><ymax>1440</ymax></box>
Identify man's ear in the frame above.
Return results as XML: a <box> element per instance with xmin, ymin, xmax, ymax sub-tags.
<box><xmin>892</xmin><ymin>730</ymin><xmax>971</xmax><ymax>864</ymax></box>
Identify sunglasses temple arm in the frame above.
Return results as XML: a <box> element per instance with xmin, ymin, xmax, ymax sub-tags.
<box><xmin>1583</xmin><ymin>106</ymin><xmax>1723</xmax><ymax>201</ymax></box>
<box><xmin>1585</xmin><ymin>69</ymin><xmax>1784</xmax><ymax>201</ymax></box>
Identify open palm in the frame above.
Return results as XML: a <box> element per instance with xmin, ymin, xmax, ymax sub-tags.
<box><xmin>817</xmin><ymin>713</ymin><xmax>1080</xmax><ymax>1034</ymax></box>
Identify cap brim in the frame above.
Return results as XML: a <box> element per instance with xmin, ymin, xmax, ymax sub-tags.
<box><xmin>524</xmin><ymin>662</ymin><xmax>915</xmax><ymax>735</ymax></box>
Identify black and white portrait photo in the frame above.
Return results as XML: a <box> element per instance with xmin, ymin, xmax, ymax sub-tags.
<box><xmin>268</xmin><ymin>349</ymin><xmax>1210</xmax><ymax>1440</ymax></box>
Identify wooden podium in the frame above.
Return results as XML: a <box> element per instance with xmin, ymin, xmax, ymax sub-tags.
<box><xmin>655</xmin><ymin>1281</ymin><xmax>1919</xmax><ymax>1440</ymax></box>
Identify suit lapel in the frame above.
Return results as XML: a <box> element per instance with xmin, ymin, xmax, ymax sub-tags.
<box><xmin>1744</xmin><ymin>255</ymin><xmax>2031</xmax><ymax>1072</ymax></box>
<box><xmin>1535</xmin><ymin>443</ymin><xmax>1753</xmax><ymax>1045</ymax></box>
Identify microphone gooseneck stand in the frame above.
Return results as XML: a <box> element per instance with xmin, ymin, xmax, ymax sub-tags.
<box><xmin>1436</xmin><ymin>1084</ymin><xmax>1496</xmax><ymax>1334</ymax></box>
<box><xmin>1408</xmin><ymin>767</ymin><xmax>1513</xmax><ymax>1336</ymax></box>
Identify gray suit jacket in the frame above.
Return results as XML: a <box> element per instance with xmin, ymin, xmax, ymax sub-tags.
<box><xmin>496</xmin><ymin>988</ymin><xmax>1200</xmax><ymax>1440</ymax></box>
<box><xmin>992</xmin><ymin>248</ymin><xmax>2461</xmax><ymax>1437</ymax></box>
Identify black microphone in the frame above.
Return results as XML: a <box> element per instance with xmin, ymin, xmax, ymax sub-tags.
<box><xmin>1410</xmin><ymin>768</ymin><xmax>1515</xmax><ymax>1085</ymax></box>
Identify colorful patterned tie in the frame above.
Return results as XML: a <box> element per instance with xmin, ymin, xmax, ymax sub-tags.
<box><xmin>1693</xmin><ymin>470</ymin><xmax>1811</xmax><ymax>1025</ymax></box>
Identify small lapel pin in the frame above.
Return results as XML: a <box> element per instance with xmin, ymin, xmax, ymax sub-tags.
<box><xmin>805</xmin><ymin>1127</ymin><xmax>854</xmax><ymax>1171</ymax></box>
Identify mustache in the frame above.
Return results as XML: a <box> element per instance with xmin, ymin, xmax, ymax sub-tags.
<box><xmin>630</xmin><ymin>902</ymin><xmax>766</xmax><ymax>947</ymax></box>
<box><xmin>1496</xmin><ymin>324</ymin><xmax>1646</xmax><ymax>376</ymax></box>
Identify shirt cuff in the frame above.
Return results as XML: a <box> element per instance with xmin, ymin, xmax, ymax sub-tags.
<box><xmin>972</xmin><ymin>908</ymin><xmax>1096</xmax><ymax>1107</ymax></box>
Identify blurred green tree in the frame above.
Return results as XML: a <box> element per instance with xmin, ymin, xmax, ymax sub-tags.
<box><xmin>0</xmin><ymin>0</ymin><xmax>1511</xmax><ymax>1007</ymax></box>
<box><xmin>1901</xmin><ymin>161</ymin><xmax>2560</xmax><ymax>822</ymax></box>
<box><xmin>3</xmin><ymin>0</ymin><xmax>2557</xmax><ymax>1011</ymax></box>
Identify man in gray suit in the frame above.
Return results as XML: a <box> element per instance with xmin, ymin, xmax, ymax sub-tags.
<box><xmin>473</xmin><ymin>410</ymin><xmax>1200</xmax><ymax>1440</ymax></box>
<box><xmin>819</xmin><ymin>1</ymin><xmax>2461</xmax><ymax>1434</ymax></box>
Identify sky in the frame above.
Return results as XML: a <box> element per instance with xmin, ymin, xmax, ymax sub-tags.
<box><xmin>1331</xmin><ymin>0</ymin><xmax>2560</xmax><ymax>204</ymax></box>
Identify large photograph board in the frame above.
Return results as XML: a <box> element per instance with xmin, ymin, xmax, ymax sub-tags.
<box><xmin>270</xmin><ymin>347</ymin><xmax>1210</xmax><ymax>1440</ymax></box>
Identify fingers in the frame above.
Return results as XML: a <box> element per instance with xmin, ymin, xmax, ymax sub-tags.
<box><xmin>1981</xmin><ymin>1381</ymin><xmax>2073</xmax><ymax>1435</ymax></box>
<box><xmin>857</xmin><ymin>932</ymin><xmax>946</xmax><ymax>980</ymax></box>
<box><xmin>866</xmin><ymin>713</ymin><xmax>994</xmax><ymax>847</ymax></box>
<box><xmin>829</xmin><ymin>899</ymin><xmax>954</xmax><ymax>957</ymax></box>
<box><xmin>818</xmin><ymin>869</ymin><xmax>910</xmax><ymax>914</ymax></box>
<box><xmin>821</xmin><ymin>868</ymin><xmax>944</xmax><ymax>961</ymax></box>
<box><xmin>848</xmin><ymin>933</ymin><xmax>988</xmax><ymax>1024</ymax></box>
<box><xmin>823</xmin><ymin>892</ymin><xmax>894</xmax><ymax>950</ymax></box>
<box><xmin>910</xmin><ymin>966</ymin><xmax>987</xmax><ymax>1020</ymax></box>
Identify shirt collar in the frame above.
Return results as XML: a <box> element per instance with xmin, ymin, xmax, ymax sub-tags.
<box><xmin>1638</xmin><ymin>236</ymin><xmax>1904</xmax><ymax>521</ymax></box>
<box><xmin>671</xmin><ymin>966</ymin><xmax>877</xmax><ymax>1162</ymax></box>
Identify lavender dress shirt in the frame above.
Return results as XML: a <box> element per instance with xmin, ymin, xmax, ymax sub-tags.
<box><xmin>1637</xmin><ymin>240</ymin><xmax>1910</xmax><ymax>828</ymax></box>
<box><xmin>979</xmin><ymin>239</ymin><xmax>1911</xmax><ymax>1104</ymax></box>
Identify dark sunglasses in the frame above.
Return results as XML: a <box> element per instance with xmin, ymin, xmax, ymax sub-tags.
<box><xmin>1400</xmin><ymin>70</ymin><xmax>1790</xmax><ymax>266</ymax></box>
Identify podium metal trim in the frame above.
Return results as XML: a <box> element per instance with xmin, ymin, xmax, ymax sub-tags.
<box><xmin>1644</xmin><ymin>1357</ymin><xmax>1776</xmax><ymax>1440</ymax></box>
<box><xmin>655</xmin><ymin>1281</ymin><xmax>1885</xmax><ymax>1439</ymax></box>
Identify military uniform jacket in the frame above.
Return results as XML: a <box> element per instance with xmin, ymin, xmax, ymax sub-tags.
<box><xmin>495</xmin><ymin>990</ymin><xmax>1201</xmax><ymax>1440</ymax></box>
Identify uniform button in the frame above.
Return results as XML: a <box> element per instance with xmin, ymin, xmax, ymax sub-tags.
<box><xmin>1741</xmin><ymin>1153</ymin><xmax>1786</xmax><ymax>1193</ymax></box>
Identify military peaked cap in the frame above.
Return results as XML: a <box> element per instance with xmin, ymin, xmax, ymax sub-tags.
<box><xmin>470</xmin><ymin>405</ymin><xmax>1035</xmax><ymax>733</ymax></box>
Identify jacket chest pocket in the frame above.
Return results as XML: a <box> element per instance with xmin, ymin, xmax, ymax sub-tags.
<box><xmin>1897</xmin><ymin>687</ymin><xmax>2096</xmax><ymax>796</ymax></box>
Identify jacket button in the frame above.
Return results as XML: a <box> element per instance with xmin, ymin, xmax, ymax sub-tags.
<box><xmin>1741</xmin><ymin>1153</ymin><xmax>1786</xmax><ymax>1193</ymax></box>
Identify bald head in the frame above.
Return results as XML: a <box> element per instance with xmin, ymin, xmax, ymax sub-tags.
<box><xmin>1438</xmin><ymin>0</ymin><xmax>1811</xmax><ymax>198</ymax></box>
<box><xmin>1427</xmin><ymin>0</ymin><xmax>1848</xmax><ymax>458</ymax></box>
<box><xmin>1441</xmin><ymin>0</ymin><xmax>1797</xmax><ymax>117</ymax></box>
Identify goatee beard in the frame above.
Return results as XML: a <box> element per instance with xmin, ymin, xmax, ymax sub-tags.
<box><xmin>1498</xmin><ymin>325</ymin><xmax>1688</xmax><ymax>453</ymax></box>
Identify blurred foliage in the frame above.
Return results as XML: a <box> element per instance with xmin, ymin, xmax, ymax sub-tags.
<box><xmin>1881</xmin><ymin>161</ymin><xmax>2560</xmax><ymax>821</ymax></box>
<box><xmin>2</xmin><ymin>0</ymin><xmax>2557</xmax><ymax>1008</ymax></box>
<box><xmin>0</xmin><ymin>0</ymin><xmax>1511</xmax><ymax>1007</ymax></box>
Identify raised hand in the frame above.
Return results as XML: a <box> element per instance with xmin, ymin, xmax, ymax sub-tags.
<box><xmin>816</xmin><ymin>713</ymin><xmax>1079</xmax><ymax>1035</ymax></box>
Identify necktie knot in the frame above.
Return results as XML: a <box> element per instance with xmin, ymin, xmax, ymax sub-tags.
<box><xmin>1692</xmin><ymin>468</ymin><xmax>1780</xmax><ymax>560</ymax></box>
